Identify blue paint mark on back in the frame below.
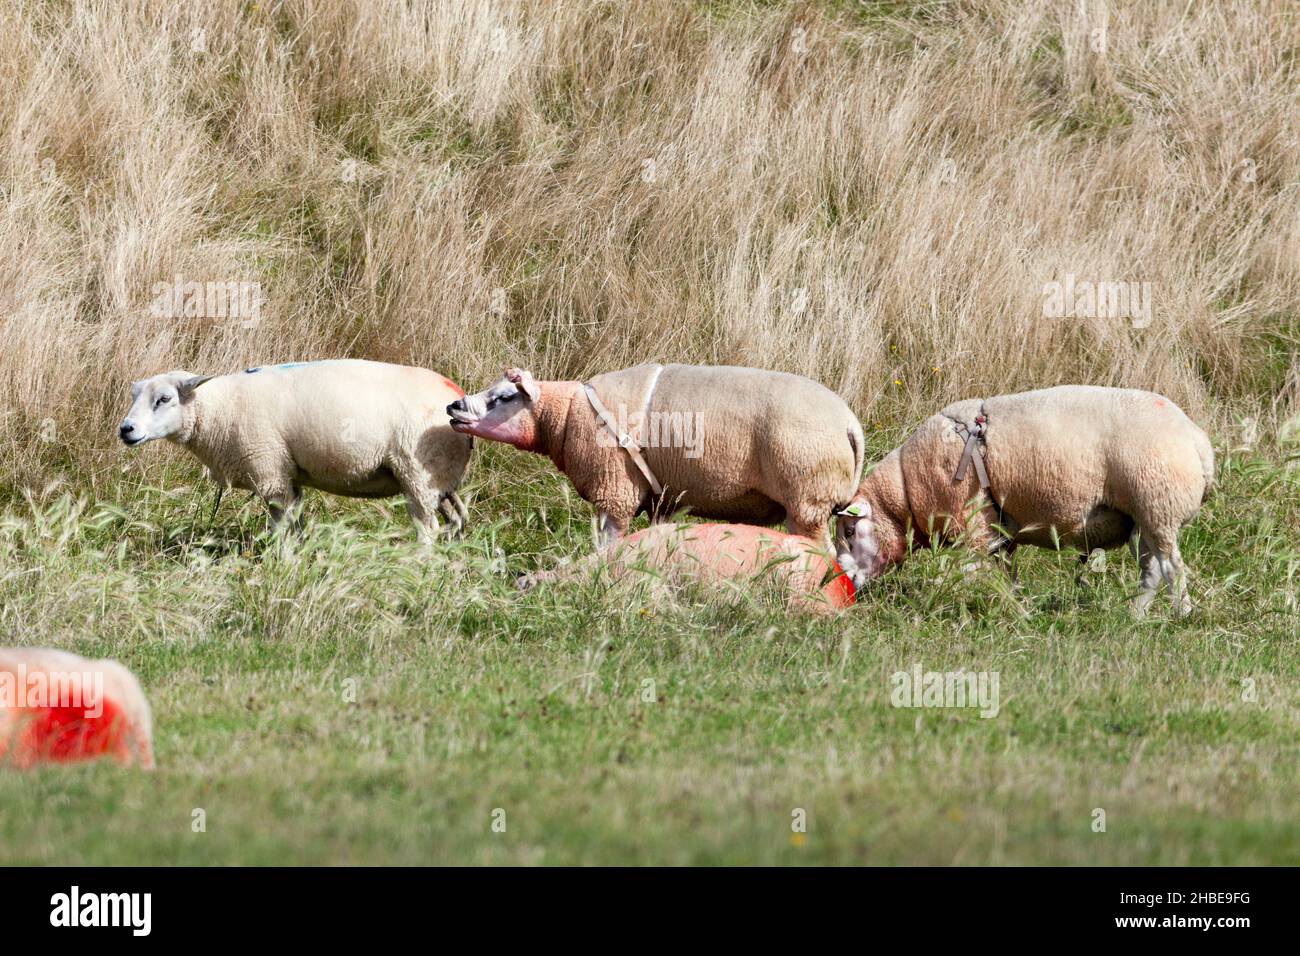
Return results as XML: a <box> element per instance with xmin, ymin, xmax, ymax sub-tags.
<box><xmin>244</xmin><ymin>361</ymin><xmax>324</xmax><ymax>374</ymax></box>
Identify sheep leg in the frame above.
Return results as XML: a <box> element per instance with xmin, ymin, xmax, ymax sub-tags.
<box><xmin>1159</xmin><ymin>541</ymin><xmax>1192</xmax><ymax>617</ymax></box>
<box><xmin>595</xmin><ymin>509</ymin><xmax>628</xmax><ymax>548</ymax></box>
<box><xmin>997</xmin><ymin>542</ymin><xmax>1020</xmax><ymax>585</ymax></box>
<box><xmin>437</xmin><ymin>496</ymin><xmax>464</xmax><ymax>537</ymax></box>
<box><xmin>447</xmin><ymin>491</ymin><xmax>470</xmax><ymax>530</ymax></box>
<box><xmin>784</xmin><ymin>502</ymin><xmax>833</xmax><ymax>550</ymax></box>
<box><xmin>961</xmin><ymin>506</ymin><xmax>1018</xmax><ymax>582</ymax></box>
<box><xmin>265</xmin><ymin>487</ymin><xmax>303</xmax><ymax>535</ymax></box>
<box><xmin>1074</xmin><ymin>552</ymin><xmax>1090</xmax><ymax>588</ymax></box>
<box><xmin>518</xmin><ymin>552</ymin><xmax>590</xmax><ymax>591</ymax></box>
<box><xmin>401</xmin><ymin>489</ymin><xmax>441</xmax><ymax>543</ymax></box>
<box><xmin>1131</xmin><ymin>532</ymin><xmax>1165</xmax><ymax>616</ymax></box>
<box><xmin>592</xmin><ymin>486</ymin><xmax>641</xmax><ymax>548</ymax></box>
<box><xmin>392</xmin><ymin>458</ymin><xmax>456</xmax><ymax>542</ymax></box>
<box><xmin>1132</xmin><ymin>527</ymin><xmax>1191</xmax><ymax>617</ymax></box>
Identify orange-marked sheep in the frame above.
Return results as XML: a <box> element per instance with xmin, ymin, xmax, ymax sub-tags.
<box><xmin>0</xmin><ymin>648</ymin><xmax>155</xmax><ymax>769</ymax></box>
<box><xmin>449</xmin><ymin>364</ymin><xmax>864</xmax><ymax>547</ymax></box>
<box><xmin>519</xmin><ymin>522</ymin><xmax>855</xmax><ymax>615</ymax></box>
<box><xmin>835</xmin><ymin>386</ymin><xmax>1213</xmax><ymax>615</ymax></box>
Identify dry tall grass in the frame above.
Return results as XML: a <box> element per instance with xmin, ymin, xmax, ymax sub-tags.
<box><xmin>1</xmin><ymin>0</ymin><xmax>1296</xmax><ymax>494</ymax></box>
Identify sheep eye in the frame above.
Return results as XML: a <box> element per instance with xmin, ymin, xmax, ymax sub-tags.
<box><xmin>502</xmin><ymin>392</ymin><xmax>517</xmax><ymax>402</ymax></box>
<box><xmin>154</xmin><ymin>395</ymin><xmax>170</xmax><ymax>407</ymax></box>
<box><xmin>845</xmin><ymin>525</ymin><xmax>855</xmax><ymax>538</ymax></box>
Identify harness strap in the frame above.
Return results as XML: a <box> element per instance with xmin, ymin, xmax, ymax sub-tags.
<box><xmin>954</xmin><ymin>415</ymin><xmax>991</xmax><ymax>490</ymax></box>
<box><xmin>951</xmin><ymin>402</ymin><xmax>1010</xmax><ymax>539</ymax></box>
<box><xmin>583</xmin><ymin>380</ymin><xmax>664</xmax><ymax>496</ymax></box>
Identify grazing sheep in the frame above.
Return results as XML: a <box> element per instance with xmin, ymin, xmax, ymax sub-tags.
<box><xmin>834</xmin><ymin>386</ymin><xmax>1213</xmax><ymax>615</ymax></box>
<box><xmin>120</xmin><ymin>360</ymin><xmax>473</xmax><ymax>538</ymax></box>
<box><xmin>0</xmin><ymin>648</ymin><xmax>154</xmax><ymax>769</ymax></box>
<box><xmin>447</xmin><ymin>364</ymin><xmax>864</xmax><ymax>546</ymax></box>
<box><xmin>519</xmin><ymin>522</ymin><xmax>856</xmax><ymax>615</ymax></box>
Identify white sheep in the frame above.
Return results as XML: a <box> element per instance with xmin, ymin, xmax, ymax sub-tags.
<box><xmin>834</xmin><ymin>386</ymin><xmax>1214</xmax><ymax>615</ymax></box>
<box><xmin>119</xmin><ymin>360</ymin><xmax>473</xmax><ymax>537</ymax></box>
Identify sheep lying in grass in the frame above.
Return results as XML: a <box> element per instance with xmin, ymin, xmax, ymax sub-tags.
<box><xmin>518</xmin><ymin>522</ymin><xmax>856</xmax><ymax>615</ymax></box>
<box><xmin>447</xmin><ymin>364</ymin><xmax>864</xmax><ymax>547</ymax></box>
<box><xmin>120</xmin><ymin>360</ymin><xmax>473</xmax><ymax>538</ymax></box>
<box><xmin>835</xmin><ymin>386</ymin><xmax>1214</xmax><ymax>615</ymax></box>
<box><xmin>0</xmin><ymin>648</ymin><xmax>154</xmax><ymax>769</ymax></box>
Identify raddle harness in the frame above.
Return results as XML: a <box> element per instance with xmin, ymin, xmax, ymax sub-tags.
<box><xmin>582</xmin><ymin>365</ymin><xmax>664</xmax><ymax>496</ymax></box>
<box><xmin>950</xmin><ymin>402</ymin><xmax>1011</xmax><ymax>540</ymax></box>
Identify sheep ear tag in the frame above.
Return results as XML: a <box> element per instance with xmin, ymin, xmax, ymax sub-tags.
<box><xmin>837</xmin><ymin>501</ymin><xmax>870</xmax><ymax>519</ymax></box>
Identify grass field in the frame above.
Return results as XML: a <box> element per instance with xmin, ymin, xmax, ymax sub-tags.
<box><xmin>1</xmin><ymin>438</ymin><xmax>1297</xmax><ymax>865</ymax></box>
<box><xmin>0</xmin><ymin>0</ymin><xmax>1298</xmax><ymax>865</ymax></box>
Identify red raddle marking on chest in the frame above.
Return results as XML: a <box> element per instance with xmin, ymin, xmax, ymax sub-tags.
<box><xmin>442</xmin><ymin>377</ymin><xmax>465</xmax><ymax>397</ymax></box>
<box><xmin>1154</xmin><ymin>399</ymin><xmax>1165</xmax><ymax>408</ymax></box>
<box><xmin>6</xmin><ymin>698</ymin><xmax>131</xmax><ymax>766</ymax></box>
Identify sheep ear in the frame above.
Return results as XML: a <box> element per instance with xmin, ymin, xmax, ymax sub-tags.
<box><xmin>177</xmin><ymin>375</ymin><xmax>213</xmax><ymax>399</ymax></box>
<box><xmin>505</xmin><ymin>367</ymin><xmax>541</xmax><ymax>402</ymax></box>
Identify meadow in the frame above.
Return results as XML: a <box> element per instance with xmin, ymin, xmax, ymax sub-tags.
<box><xmin>1</xmin><ymin>443</ymin><xmax>1298</xmax><ymax>865</ymax></box>
<box><xmin>0</xmin><ymin>0</ymin><xmax>1297</xmax><ymax>864</ymax></box>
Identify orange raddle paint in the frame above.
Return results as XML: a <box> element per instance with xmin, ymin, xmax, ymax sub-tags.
<box><xmin>1</xmin><ymin>698</ymin><xmax>132</xmax><ymax>768</ymax></box>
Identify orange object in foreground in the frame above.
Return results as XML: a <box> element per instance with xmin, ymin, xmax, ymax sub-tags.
<box><xmin>0</xmin><ymin>648</ymin><xmax>154</xmax><ymax>769</ymax></box>
<box><xmin>522</xmin><ymin>522</ymin><xmax>855</xmax><ymax>614</ymax></box>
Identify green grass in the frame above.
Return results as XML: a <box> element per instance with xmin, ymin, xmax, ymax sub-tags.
<box><xmin>1</xmin><ymin>443</ymin><xmax>1298</xmax><ymax>865</ymax></box>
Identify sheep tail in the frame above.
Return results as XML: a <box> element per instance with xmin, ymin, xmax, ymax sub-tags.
<box><xmin>848</xmin><ymin>422</ymin><xmax>865</xmax><ymax>484</ymax></box>
<box><xmin>834</xmin><ymin>422</ymin><xmax>866</xmax><ymax>514</ymax></box>
<box><xmin>1198</xmin><ymin>435</ymin><xmax>1215</xmax><ymax>504</ymax></box>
